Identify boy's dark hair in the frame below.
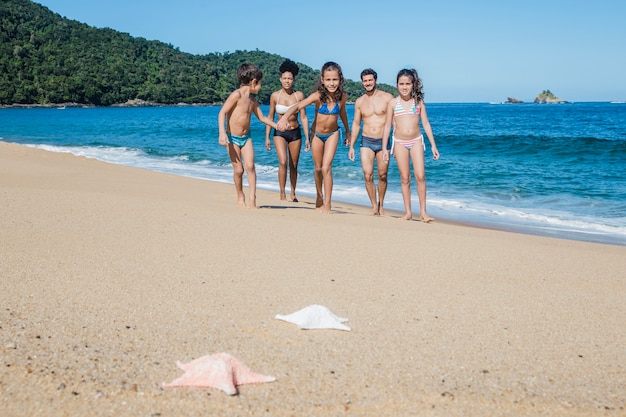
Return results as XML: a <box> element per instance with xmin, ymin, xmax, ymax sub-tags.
<box><xmin>237</xmin><ymin>63</ymin><xmax>263</xmax><ymax>86</ymax></box>
<box><xmin>360</xmin><ymin>68</ymin><xmax>377</xmax><ymax>80</ymax></box>
<box><xmin>279</xmin><ymin>59</ymin><xmax>299</xmax><ymax>77</ymax></box>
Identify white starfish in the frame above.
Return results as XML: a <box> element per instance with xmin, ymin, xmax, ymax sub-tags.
<box><xmin>275</xmin><ymin>304</ymin><xmax>351</xmax><ymax>331</ymax></box>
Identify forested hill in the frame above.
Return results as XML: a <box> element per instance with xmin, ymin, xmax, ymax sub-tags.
<box><xmin>1</xmin><ymin>0</ymin><xmax>395</xmax><ymax>106</ymax></box>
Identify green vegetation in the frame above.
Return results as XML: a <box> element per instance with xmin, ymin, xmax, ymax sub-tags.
<box><xmin>534</xmin><ymin>89</ymin><xmax>566</xmax><ymax>104</ymax></box>
<box><xmin>538</xmin><ymin>90</ymin><xmax>557</xmax><ymax>100</ymax></box>
<box><xmin>1</xmin><ymin>0</ymin><xmax>395</xmax><ymax>106</ymax></box>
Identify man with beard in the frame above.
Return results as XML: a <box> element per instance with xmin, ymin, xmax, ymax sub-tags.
<box><xmin>348</xmin><ymin>69</ymin><xmax>394</xmax><ymax>215</ymax></box>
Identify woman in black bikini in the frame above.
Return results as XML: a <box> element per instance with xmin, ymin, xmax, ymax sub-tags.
<box><xmin>265</xmin><ymin>60</ymin><xmax>309</xmax><ymax>202</ymax></box>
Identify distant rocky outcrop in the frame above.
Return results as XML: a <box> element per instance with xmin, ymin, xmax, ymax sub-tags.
<box><xmin>505</xmin><ymin>97</ymin><xmax>524</xmax><ymax>104</ymax></box>
<box><xmin>534</xmin><ymin>90</ymin><xmax>567</xmax><ymax>104</ymax></box>
<box><xmin>111</xmin><ymin>99</ymin><xmax>159</xmax><ymax>107</ymax></box>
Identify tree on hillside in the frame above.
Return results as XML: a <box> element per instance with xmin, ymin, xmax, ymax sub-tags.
<box><xmin>1</xmin><ymin>0</ymin><xmax>393</xmax><ymax>106</ymax></box>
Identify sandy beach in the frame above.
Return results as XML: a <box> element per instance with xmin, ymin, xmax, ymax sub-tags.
<box><xmin>1</xmin><ymin>141</ymin><xmax>624</xmax><ymax>416</ymax></box>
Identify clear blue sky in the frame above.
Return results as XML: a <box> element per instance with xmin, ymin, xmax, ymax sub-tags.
<box><xmin>35</xmin><ymin>0</ymin><xmax>626</xmax><ymax>102</ymax></box>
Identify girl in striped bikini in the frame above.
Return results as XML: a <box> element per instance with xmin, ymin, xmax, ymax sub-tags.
<box><xmin>382</xmin><ymin>68</ymin><xmax>440</xmax><ymax>222</ymax></box>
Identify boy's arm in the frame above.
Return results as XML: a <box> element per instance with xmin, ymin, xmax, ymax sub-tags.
<box><xmin>252</xmin><ymin>102</ymin><xmax>277</xmax><ymax>130</ymax></box>
<box><xmin>217</xmin><ymin>91</ymin><xmax>239</xmax><ymax>146</ymax></box>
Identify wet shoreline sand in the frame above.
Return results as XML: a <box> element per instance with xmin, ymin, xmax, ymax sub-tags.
<box><xmin>1</xmin><ymin>141</ymin><xmax>624</xmax><ymax>416</ymax></box>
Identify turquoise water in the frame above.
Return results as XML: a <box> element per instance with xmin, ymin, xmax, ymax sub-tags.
<box><xmin>1</xmin><ymin>102</ymin><xmax>625</xmax><ymax>245</ymax></box>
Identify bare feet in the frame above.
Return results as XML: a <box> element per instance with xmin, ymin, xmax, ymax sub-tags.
<box><xmin>279</xmin><ymin>192</ymin><xmax>287</xmax><ymax>201</ymax></box>
<box><xmin>369</xmin><ymin>206</ymin><xmax>379</xmax><ymax>215</ymax></box>
<box><xmin>237</xmin><ymin>195</ymin><xmax>246</xmax><ymax>208</ymax></box>
<box><xmin>401</xmin><ymin>212</ymin><xmax>412</xmax><ymax>220</ymax></box>
<box><xmin>249</xmin><ymin>197</ymin><xmax>257</xmax><ymax>209</ymax></box>
<box><xmin>419</xmin><ymin>214</ymin><xmax>434</xmax><ymax>223</ymax></box>
<box><xmin>315</xmin><ymin>195</ymin><xmax>323</xmax><ymax>208</ymax></box>
<box><xmin>318</xmin><ymin>205</ymin><xmax>332</xmax><ymax>214</ymax></box>
<box><xmin>378</xmin><ymin>202</ymin><xmax>385</xmax><ymax>216</ymax></box>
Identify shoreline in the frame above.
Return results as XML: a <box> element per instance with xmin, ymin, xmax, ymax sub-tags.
<box><xmin>2</xmin><ymin>100</ymin><xmax>621</xmax><ymax>110</ymax></box>
<box><xmin>4</xmin><ymin>138</ymin><xmax>624</xmax><ymax>247</ymax></box>
<box><xmin>2</xmin><ymin>141</ymin><xmax>625</xmax><ymax>416</ymax></box>
<box><xmin>0</xmin><ymin>100</ymin><xmax>219</xmax><ymax>109</ymax></box>
<box><xmin>2</xmin><ymin>102</ymin><xmax>623</xmax><ymax>248</ymax></box>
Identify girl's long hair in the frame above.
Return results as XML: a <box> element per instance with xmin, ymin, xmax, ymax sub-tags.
<box><xmin>316</xmin><ymin>61</ymin><xmax>345</xmax><ymax>103</ymax></box>
<box><xmin>397</xmin><ymin>68</ymin><xmax>424</xmax><ymax>104</ymax></box>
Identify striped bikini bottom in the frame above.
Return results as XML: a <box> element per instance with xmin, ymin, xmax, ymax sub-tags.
<box><xmin>391</xmin><ymin>134</ymin><xmax>424</xmax><ymax>154</ymax></box>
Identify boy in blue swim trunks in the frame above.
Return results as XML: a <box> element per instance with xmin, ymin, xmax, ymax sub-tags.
<box><xmin>348</xmin><ymin>69</ymin><xmax>394</xmax><ymax>215</ymax></box>
<box><xmin>218</xmin><ymin>63</ymin><xmax>278</xmax><ymax>208</ymax></box>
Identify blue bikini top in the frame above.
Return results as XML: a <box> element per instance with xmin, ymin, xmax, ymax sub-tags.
<box><xmin>317</xmin><ymin>101</ymin><xmax>340</xmax><ymax>115</ymax></box>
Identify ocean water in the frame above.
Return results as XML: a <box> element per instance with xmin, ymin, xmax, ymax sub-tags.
<box><xmin>1</xmin><ymin>102</ymin><xmax>625</xmax><ymax>246</ymax></box>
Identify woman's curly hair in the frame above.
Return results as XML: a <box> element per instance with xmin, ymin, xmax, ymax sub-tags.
<box><xmin>279</xmin><ymin>59</ymin><xmax>299</xmax><ymax>77</ymax></box>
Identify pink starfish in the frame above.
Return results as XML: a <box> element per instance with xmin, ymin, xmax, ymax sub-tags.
<box><xmin>162</xmin><ymin>352</ymin><xmax>276</xmax><ymax>395</ymax></box>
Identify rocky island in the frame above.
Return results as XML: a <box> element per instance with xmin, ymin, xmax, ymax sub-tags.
<box><xmin>534</xmin><ymin>89</ymin><xmax>567</xmax><ymax>104</ymax></box>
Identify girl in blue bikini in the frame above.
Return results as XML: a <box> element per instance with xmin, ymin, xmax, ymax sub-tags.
<box><xmin>277</xmin><ymin>61</ymin><xmax>350</xmax><ymax>214</ymax></box>
<box><xmin>382</xmin><ymin>68</ymin><xmax>439</xmax><ymax>222</ymax></box>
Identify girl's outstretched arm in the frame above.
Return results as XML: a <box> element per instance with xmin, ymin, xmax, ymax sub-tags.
<box><xmin>277</xmin><ymin>92</ymin><xmax>319</xmax><ymax>131</ymax></box>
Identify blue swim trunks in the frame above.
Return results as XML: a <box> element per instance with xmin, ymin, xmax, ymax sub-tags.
<box><xmin>227</xmin><ymin>133</ymin><xmax>251</xmax><ymax>147</ymax></box>
<box><xmin>360</xmin><ymin>136</ymin><xmax>390</xmax><ymax>152</ymax></box>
